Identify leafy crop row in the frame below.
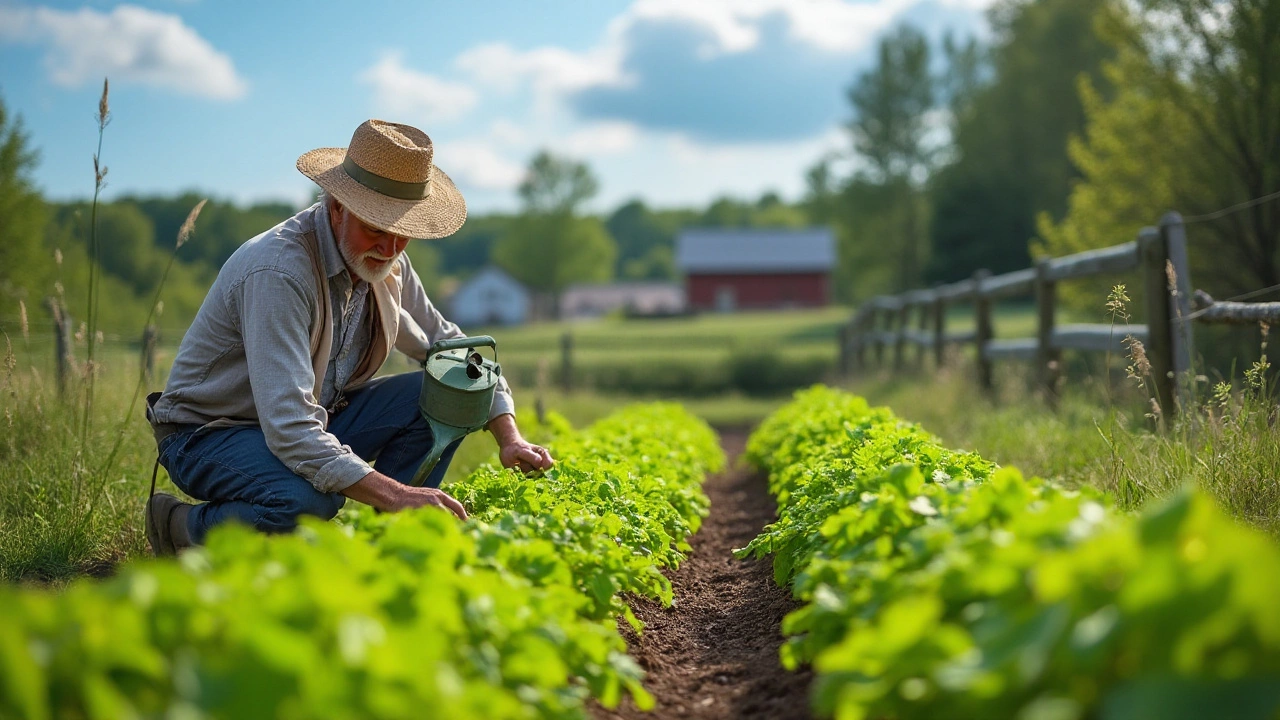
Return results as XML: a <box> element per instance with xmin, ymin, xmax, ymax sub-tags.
<box><xmin>0</xmin><ymin>403</ymin><xmax>722</xmax><ymax>720</ymax></box>
<box><xmin>738</xmin><ymin>386</ymin><xmax>1280</xmax><ymax>720</ymax></box>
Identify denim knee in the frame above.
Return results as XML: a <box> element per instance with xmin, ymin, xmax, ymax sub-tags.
<box><xmin>257</xmin><ymin>486</ymin><xmax>345</xmax><ymax>533</ymax></box>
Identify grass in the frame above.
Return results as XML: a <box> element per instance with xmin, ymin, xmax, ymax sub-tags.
<box><xmin>1</xmin><ymin>344</ymin><xmax>157</xmax><ymax>583</ymax></box>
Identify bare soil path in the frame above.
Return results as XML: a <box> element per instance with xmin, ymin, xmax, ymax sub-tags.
<box><xmin>593</xmin><ymin>430</ymin><xmax>813</xmax><ymax>720</ymax></box>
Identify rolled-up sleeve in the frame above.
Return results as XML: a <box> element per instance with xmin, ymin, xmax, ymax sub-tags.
<box><xmin>395</xmin><ymin>257</ymin><xmax>516</xmax><ymax>421</ymax></box>
<box><xmin>236</xmin><ymin>267</ymin><xmax>373</xmax><ymax>493</ymax></box>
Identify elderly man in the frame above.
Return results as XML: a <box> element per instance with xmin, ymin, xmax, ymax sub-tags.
<box><xmin>144</xmin><ymin>119</ymin><xmax>553</xmax><ymax>556</ymax></box>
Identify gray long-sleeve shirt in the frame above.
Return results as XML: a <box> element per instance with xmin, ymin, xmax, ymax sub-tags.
<box><xmin>149</xmin><ymin>202</ymin><xmax>514</xmax><ymax>493</ymax></box>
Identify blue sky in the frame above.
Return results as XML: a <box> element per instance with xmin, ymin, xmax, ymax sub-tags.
<box><xmin>0</xmin><ymin>0</ymin><xmax>992</xmax><ymax>215</ymax></box>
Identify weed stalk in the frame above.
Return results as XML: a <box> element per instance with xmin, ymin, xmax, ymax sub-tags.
<box><xmin>81</xmin><ymin>78</ymin><xmax>110</xmax><ymax>446</ymax></box>
<box><xmin>99</xmin><ymin>199</ymin><xmax>205</xmax><ymax>479</ymax></box>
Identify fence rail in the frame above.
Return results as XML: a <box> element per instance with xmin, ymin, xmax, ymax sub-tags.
<box><xmin>839</xmin><ymin>211</ymin><xmax>1280</xmax><ymax>419</ymax></box>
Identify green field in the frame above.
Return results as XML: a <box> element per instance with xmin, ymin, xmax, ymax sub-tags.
<box><xmin>0</xmin><ymin>307</ymin><xmax>858</xmax><ymax>581</ymax></box>
<box><xmin>5</xmin><ymin>297</ymin><xmax>1274</xmax><ymax>583</ymax></box>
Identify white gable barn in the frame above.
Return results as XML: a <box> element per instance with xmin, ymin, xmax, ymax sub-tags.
<box><xmin>447</xmin><ymin>266</ymin><xmax>531</xmax><ymax>327</ymax></box>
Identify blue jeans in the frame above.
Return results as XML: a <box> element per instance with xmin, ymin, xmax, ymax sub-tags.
<box><xmin>158</xmin><ymin>371</ymin><xmax>460</xmax><ymax>544</ymax></box>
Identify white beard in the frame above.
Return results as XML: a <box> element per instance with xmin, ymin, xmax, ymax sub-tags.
<box><xmin>338</xmin><ymin>236</ymin><xmax>399</xmax><ymax>284</ymax></box>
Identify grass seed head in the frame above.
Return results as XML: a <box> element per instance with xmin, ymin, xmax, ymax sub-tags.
<box><xmin>1124</xmin><ymin>335</ymin><xmax>1150</xmax><ymax>384</ymax></box>
<box><xmin>97</xmin><ymin>78</ymin><xmax>110</xmax><ymax>129</ymax></box>
<box><xmin>18</xmin><ymin>300</ymin><xmax>28</xmax><ymax>343</ymax></box>
<box><xmin>176</xmin><ymin>199</ymin><xmax>207</xmax><ymax>248</ymax></box>
<box><xmin>1105</xmin><ymin>284</ymin><xmax>1130</xmax><ymax>320</ymax></box>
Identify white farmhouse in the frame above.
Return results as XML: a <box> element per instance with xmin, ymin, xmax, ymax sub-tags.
<box><xmin>447</xmin><ymin>266</ymin><xmax>531</xmax><ymax>327</ymax></box>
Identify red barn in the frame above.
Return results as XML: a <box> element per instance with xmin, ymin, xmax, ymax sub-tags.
<box><xmin>676</xmin><ymin>227</ymin><xmax>835</xmax><ymax>312</ymax></box>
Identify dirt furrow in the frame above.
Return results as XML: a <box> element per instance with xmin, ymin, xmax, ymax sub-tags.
<box><xmin>593</xmin><ymin>430</ymin><xmax>812</xmax><ymax>720</ymax></box>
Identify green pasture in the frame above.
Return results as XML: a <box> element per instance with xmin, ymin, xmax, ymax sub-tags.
<box><xmin>5</xmin><ymin>298</ymin><xmax>1274</xmax><ymax>583</ymax></box>
<box><xmin>0</xmin><ymin>307</ymin><xmax>857</xmax><ymax>581</ymax></box>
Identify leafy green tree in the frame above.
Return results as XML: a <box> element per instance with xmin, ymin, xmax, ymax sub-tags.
<box><xmin>517</xmin><ymin>151</ymin><xmax>598</xmax><ymax>214</ymax></box>
<box><xmin>0</xmin><ymin>96</ymin><xmax>49</xmax><ymax>304</ymax></box>
<box><xmin>403</xmin><ymin>240</ymin><xmax>442</xmax><ymax>296</ymax></box>
<box><xmin>435</xmin><ymin>214</ymin><xmax>512</xmax><ymax>278</ymax></box>
<box><xmin>846</xmin><ymin>24</ymin><xmax>936</xmax><ymax>293</ymax></box>
<box><xmin>1039</xmin><ymin>0</ymin><xmax>1280</xmax><ymax>307</ymax></box>
<box><xmin>849</xmin><ymin>25</ymin><xmax>936</xmax><ymax>184</ymax></box>
<box><xmin>493</xmin><ymin>151</ymin><xmax>616</xmax><ymax>317</ymax></box>
<box><xmin>802</xmin><ymin>155</ymin><xmax>841</xmax><ymax>226</ymax></box>
<box><xmin>692</xmin><ymin>194</ymin><xmax>808</xmax><ymax>229</ymax></box>
<box><xmin>606</xmin><ymin>199</ymin><xmax>675</xmax><ymax>280</ymax></box>
<box><xmin>96</xmin><ymin>202</ymin><xmax>163</xmax><ymax>295</ymax></box>
<box><xmin>128</xmin><ymin>194</ymin><xmax>296</xmax><ymax>269</ymax></box>
<box><xmin>927</xmin><ymin>0</ymin><xmax>1115</xmax><ymax>283</ymax></box>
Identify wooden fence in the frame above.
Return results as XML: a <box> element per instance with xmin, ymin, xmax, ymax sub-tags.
<box><xmin>35</xmin><ymin>298</ymin><xmax>161</xmax><ymax>399</ymax></box>
<box><xmin>838</xmin><ymin>211</ymin><xmax>1280</xmax><ymax>417</ymax></box>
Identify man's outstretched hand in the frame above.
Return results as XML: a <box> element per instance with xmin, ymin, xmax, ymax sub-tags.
<box><xmin>343</xmin><ymin>470</ymin><xmax>468</xmax><ymax>520</ymax></box>
<box><xmin>488</xmin><ymin>413</ymin><xmax>555</xmax><ymax>474</ymax></box>
<box><xmin>499</xmin><ymin>439</ymin><xmax>555</xmax><ymax>474</ymax></box>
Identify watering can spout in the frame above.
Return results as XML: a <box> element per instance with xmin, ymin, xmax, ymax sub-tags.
<box><xmin>410</xmin><ymin>421</ymin><xmax>471</xmax><ymax>487</ymax></box>
<box><xmin>409</xmin><ymin>335</ymin><xmax>501</xmax><ymax>487</ymax></box>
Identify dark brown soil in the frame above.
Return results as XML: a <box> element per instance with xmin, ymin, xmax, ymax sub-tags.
<box><xmin>593</xmin><ymin>430</ymin><xmax>813</xmax><ymax>720</ymax></box>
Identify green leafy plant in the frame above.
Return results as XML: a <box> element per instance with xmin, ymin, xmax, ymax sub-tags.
<box><xmin>0</xmin><ymin>403</ymin><xmax>722</xmax><ymax>719</ymax></box>
<box><xmin>740</xmin><ymin>385</ymin><xmax>1280</xmax><ymax>720</ymax></box>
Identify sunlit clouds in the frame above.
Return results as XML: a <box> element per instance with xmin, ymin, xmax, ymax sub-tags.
<box><xmin>0</xmin><ymin>4</ymin><xmax>246</xmax><ymax>100</ymax></box>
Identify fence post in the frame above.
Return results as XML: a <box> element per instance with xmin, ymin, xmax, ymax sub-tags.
<box><xmin>1035</xmin><ymin>257</ymin><xmax>1061</xmax><ymax>406</ymax></box>
<box><xmin>1139</xmin><ymin>226</ymin><xmax>1175</xmax><ymax>425</ymax></box>
<box><xmin>44</xmin><ymin>297</ymin><xmax>74</xmax><ymax>399</ymax></box>
<box><xmin>838</xmin><ymin>323</ymin><xmax>851</xmax><ymax>376</ymax></box>
<box><xmin>873</xmin><ymin>305</ymin><xmax>887</xmax><ymax>367</ymax></box>
<box><xmin>853</xmin><ymin>308</ymin><xmax>868</xmax><ymax>371</ymax></box>
<box><xmin>933</xmin><ymin>294</ymin><xmax>947</xmax><ymax>368</ymax></box>
<box><xmin>1161</xmin><ymin>211</ymin><xmax>1194</xmax><ymax>414</ymax></box>
<box><xmin>973</xmin><ymin>270</ymin><xmax>993</xmax><ymax>392</ymax></box>
<box><xmin>893</xmin><ymin>300</ymin><xmax>909</xmax><ymax>372</ymax></box>
<box><xmin>915</xmin><ymin>297</ymin><xmax>930</xmax><ymax>370</ymax></box>
<box><xmin>559</xmin><ymin>331</ymin><xmax>574</xmax><ymax>393</ymax></box>
<box><xmin>141</xmin><ymin>324</ymin><xmax>158</xmax><ymax>383</ymax></box>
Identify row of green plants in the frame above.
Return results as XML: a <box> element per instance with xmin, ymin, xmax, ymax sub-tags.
<box><xmin>738</xmin><ymin>386</ymin><xmax>1280</xmax><ymax>720</ymax></box>
<box><xmin>0</xmin><ymin>403</ymin><xmax>722</xmax><ymax>720</ymax></box>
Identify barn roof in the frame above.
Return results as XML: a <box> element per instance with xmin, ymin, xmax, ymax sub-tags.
<box><xmin>676</xmin><ymin>227</ymin><xmax>835</xmax><ymax>274</ymax></box>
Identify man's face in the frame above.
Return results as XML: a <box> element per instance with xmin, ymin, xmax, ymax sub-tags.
<box><xmin>331</xmin><ymin>200</ymin><xmax>411</xmax><ymax>284</ymax></box>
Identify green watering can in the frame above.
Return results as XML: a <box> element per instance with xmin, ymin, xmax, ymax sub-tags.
<box><xmin>410</xmin><ymin>335</ymin><xmax>502</xmax><ymax>486</ymax></box>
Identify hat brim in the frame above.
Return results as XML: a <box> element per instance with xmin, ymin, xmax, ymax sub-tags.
<box><xmin>297</xmin><ymin>147</ymin><xmax>467</xmax><ymax>239</ymax></box>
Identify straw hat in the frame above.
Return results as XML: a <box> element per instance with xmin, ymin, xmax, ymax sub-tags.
<box><xmin>297</xmin><ymin>119</ymin><xmax>466</xmax><ymax>239</ymax></box>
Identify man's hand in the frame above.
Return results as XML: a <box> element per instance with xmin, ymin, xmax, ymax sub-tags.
<box><xmin>342</xmin><ymin>470</ymin><xmax>467</xmax><ymax>520</ymax></box>
<box><xmin>499</xmin><ymin>440</ymin><xmax>555</xmax><ymax>473</ymax></box>
<box><xmin>487</xmin><ymin>413</ymin><xmax>555</xmax><ymax>474</ymax></box>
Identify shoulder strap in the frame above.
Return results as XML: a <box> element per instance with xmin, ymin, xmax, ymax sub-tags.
<box><xmin>296</xmin><ymin>229</ymin><xmax>332</xmax><ymax>402</ymax></box>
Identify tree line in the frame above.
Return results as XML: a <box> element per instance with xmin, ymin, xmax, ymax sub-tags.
<box><xmin>2</xmin><ymin>0</ymin><xmax>1275</xmax><ymax>334</ymax></box>
<box><xmin>812</xmin><ymin>0</ymin><xmax>1280</xmax><ymax>314</ymax></box>
<box><xmin>0</xmin><ymin>111</ymin><xmax>813</xmax><ymax>332</ymax></box>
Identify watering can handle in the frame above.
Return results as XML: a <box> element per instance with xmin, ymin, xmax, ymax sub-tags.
<box><xmin>428</xmin><ymin>335</ymin><xmax>497</xmax><ymax>358</ymax></box>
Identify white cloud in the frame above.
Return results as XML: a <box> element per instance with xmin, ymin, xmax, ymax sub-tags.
<box><xmin>455</xmin><ymin>42</ymin><xmax>619</xmax><ymax>95</ymax></box>
<box><xmin>360</xmin><ymin>52</ymin><xmax>479</xmax><ymax>125</ymax></box>
<box><xmin>435</xmin><ymin>139</ymin><xmax>525</xmax><ymax>191</ymax></box>
<box><xmin>561</xmin><ymin>122</ymin><xmax>640</xmax><ymax>156</ymax></box>
<box><xmin>488</xmin><ymin>119</ymin><xmax>530</xmax><ymax>146</ymax></box>
<box><xmin>616</xmin><ymin>0</ymin><xmax>921</xmax><ymax>56</ymax></box>
<box><xmin>0</xmin><ymin>4</ymin><xmax>247</xmax><ymax>100</ymax></box>
<box><xmin>368</xmin><ymin>0</ymin><xmax>995</xmax><ymax>209</ymax></box>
